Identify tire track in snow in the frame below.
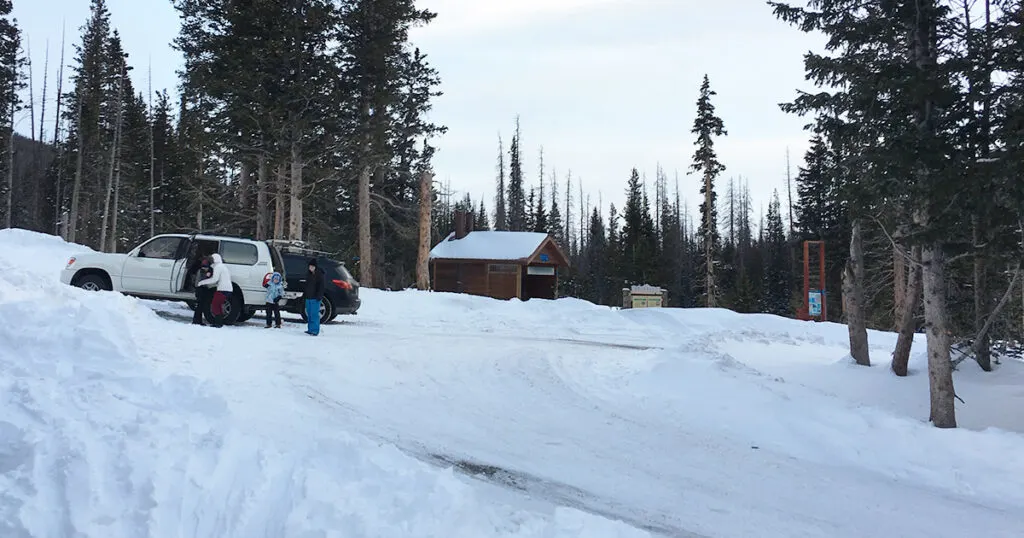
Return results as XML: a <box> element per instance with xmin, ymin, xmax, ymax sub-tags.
<box><xmin>287</xmin><ymin>349</ymin><xmax>709</xmax><ymax>538</ymax></box>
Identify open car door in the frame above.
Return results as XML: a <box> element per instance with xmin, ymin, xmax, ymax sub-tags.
<box><xmin>121</xmin><ymin>236</ymin><xmax>187</xmax><ymax>294</ymax></box>
<box><xmin>171</xmin><ymin>237</ymin><xmax>196</xmax><ymax>293</ymax></box>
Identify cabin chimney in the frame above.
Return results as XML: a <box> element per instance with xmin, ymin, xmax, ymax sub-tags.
<box><xmin>454</xmin><ymin>210</ymin><xmax>468</xmax><ymax>239</ymax></box>
<box><xmin>466</xmin><ymin>210</ymin><xmax>474</xmax><ymax>234</ymax></box>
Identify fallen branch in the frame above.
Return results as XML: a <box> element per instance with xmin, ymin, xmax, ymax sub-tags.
<box><xmin>952</xmin><ymin>261</ymin><xmax>1022</xmax><ymax>367</ymax></box>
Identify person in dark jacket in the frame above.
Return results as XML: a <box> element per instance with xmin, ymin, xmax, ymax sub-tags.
<box><xmin>302</xmin><ymin>258</ymin><xmax>326</xmax><ymax>336</ymax></box>
<box><xmin>191</xmin><ymin>256</ymin><xmax>214</xmax><ymax>326</ymax></box>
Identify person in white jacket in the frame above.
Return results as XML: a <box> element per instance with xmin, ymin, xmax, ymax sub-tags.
<box><xmin>196</xmin><ymin>253</ymin><xmax>233</xmax><ymax>327</ymax></box>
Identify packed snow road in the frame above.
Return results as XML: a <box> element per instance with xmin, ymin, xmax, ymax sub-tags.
<box><xmin>143</xmin><ymin>299</ymin><xmax>1024</xmax><ymax>538</ymax></box>
<box><xmin>3</xmin><ymin>229</ymin><xmax>1024</xmax><ymax>537</ymax></box>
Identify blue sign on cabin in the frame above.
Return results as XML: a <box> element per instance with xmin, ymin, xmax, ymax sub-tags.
<box><xmin>540</xmin><ymin>253</ymin><xmax>549</xmax><ymax>262</ymax></box>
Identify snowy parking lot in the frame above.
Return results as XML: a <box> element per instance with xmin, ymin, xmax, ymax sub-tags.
<box><xmin>2</xmin><ymin>228</ymin><xmax>1023</xmax><ymax>538</ymax></box>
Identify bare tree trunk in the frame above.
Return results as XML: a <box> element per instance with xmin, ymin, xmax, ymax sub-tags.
<box><xmin>54</xmin><ymin>133</ymin><xmax>65</xmax><ymax>236</ymax></box>
<box><xmin>5</xmin><ymin>82</ymin><xmax>13</xmax><ymax>229</ymax></box>
<box><xmin>844</xmin><ymin>218</ymin><xmax>870</xmax><ymax>366</ymax></box>
<box><xmin>892</xmin><ymin>245</ymin><xmax>922</xmax><ymax>376</ymax></box>
<box><xmin>565</xmin><ymin>171</ymin><xmax>572</xmax><ymax>248</ymax></box>
<box><xmin>195</xmin><ymin>155</ymin><xmax>204</xmax><ymax>231</ymax></box>
<box><xmin>894</xmin><ymin>241</ymin><xmax>907</xmax><ymax>329</ymax></box>
<box><xmin>963</xmin><ymin>263</ymin><xmax>1022</xmax><ymax>367</ymax></box>
<box><xmin>110</xmin><ymin>142</ymin><xmax>121</xmax><ymax>252</ymax></box>
<box><xmin>358</xmin><ymin>164</ymin><xmax>373</xmax><ymax>287</ymax></box>
<box><xmin>148</xmin><ymin>63</ymin><xmax>155</xmax><ymax>238</ymax></box>
<box><xmin>39</xmin><ymin>41</ymin><xmax>48</xmax><ymax>144</ymax></box>
<box><xmin>288</xmin><ymin>143</ymin><xmax>303</xmax><ymax>240</ymax></box>
<box><xmin>27</xmin><ymin>40</ymin><xmax>34</xmax><ymax>142</ymax></box>
<box><xmin>921</xmin><ymin>241</ymin><xmax>957</xmax><ymax>428</ymax></box>
<box><xmin>256</xmin><ymin>154</ymin><xmax>268</xmax><ymax>240</ymax></box>
<box><xmin>909</xmin><ymin>0</ymin><xmax>956</xmax><ymax>428</ymax></box>
<box><xmin>99</xmin><ymin>61</ymin><xmax>124</xmax><ymax>252</ymax></box>
<box><xmin>975</xmin><ymin>0</ymin><xmax>996</xmax><ymax>371</ymax></box>
<box><xmin>704</xmin><ymin>171</ymin><xmax>716</xmax><ymax>307</ymax></box>
<box><xmin>68</xmin><ymin>94</ymin><xmax>83</xmax><ymax>242</ymax></box>
<box><xmin>273</xmin><ymin>164</ymin><xmax>285</xmax><ymax>239</ymax></box>
<box><xmin>785</xmin><ymin>148</ymin><xmax>794</xmax><ymax>234</ymax></box>
<box><xmin>416</xmin><ymin>170</ymin><xmax>433</xmax><ymax>290</ymax></box>
<box><xmin>973</xmin><ymin>221</ymin><xmax>991</xmax><ymax>371</ymax></box>
<box><xmin>52</xmin><ymin>28</ymin><xmax>66</xmax><ymax>235</ymax></box>
<box><xmin>238</xmin><ymin>159</ymin><xmax>251</xmax><ymax>212</ymax></box>
<box><xmin>579</xmin><ymin>176</ymin><xmax>585</xmax><ymax>255</ymax></box>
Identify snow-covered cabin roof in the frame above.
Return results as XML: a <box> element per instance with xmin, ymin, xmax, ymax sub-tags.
<box><xmin>629</xmin><ymin>285</ymin><xmax>665</xmax><ymax>295</ymax></box>
<box><xmin>429</xmin><ymin>231</ymin><xmax>555</xmax><ymax>262</ymax></box>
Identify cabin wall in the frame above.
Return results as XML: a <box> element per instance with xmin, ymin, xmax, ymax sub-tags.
<box><xmin>432</xmin><ymin>261</ymin><xmax>489</xmax><ymax>296</ymax></box>
<box><xmin>487</xmin><ymin>263</ymin><xmax>520</xmax><ymax>300</ymax></box>
<box><xmin>432</xmin><ymin>260</ymin><xmax>524</xmax><ymax>300</ymax></box>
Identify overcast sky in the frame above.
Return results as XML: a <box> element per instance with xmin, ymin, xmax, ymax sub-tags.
<box><xmin>14</xmin><ymin>0</ymin><xmax>825</xmax><ymax>229</ymax></box>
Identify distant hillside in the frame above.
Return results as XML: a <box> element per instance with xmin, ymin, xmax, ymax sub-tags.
<box><xmin>3</xmin><ymin>133</ymin><xmax>57</xmax><ymax>233</ymax></box>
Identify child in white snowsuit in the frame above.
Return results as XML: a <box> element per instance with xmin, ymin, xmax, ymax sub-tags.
<box><xmin>264</xmin><ymin>271</ymin><xmax>285</xmax><ymax>328</ymax></box>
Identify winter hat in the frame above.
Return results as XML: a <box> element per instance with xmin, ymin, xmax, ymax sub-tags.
<box><xmin>308</xmin><ymin>258</ymin><xmax>318</xmax><ymax>267</ymax></box>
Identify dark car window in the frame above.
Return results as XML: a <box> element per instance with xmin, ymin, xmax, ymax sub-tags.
<box><xmin>329</xmin><ymin>261</ymin><xmax>353</xmax><ymax>281</ymax></box>
<box><xmin>267</xmin><ymin>243</ymin><xmax>285</xmax><ymax>277</ymax></box>
<box><xmin>281</xmin><ymin>252</ymin><xmax>350</xmax><ymax>282</ymax></box>
<box><xmin>284</xmin><ymin>255</ymin><xmax>308</xmax><ymax>277</ymax></box>
<box><xmin>220</xmin><ymin>241</ymin><xmax>258</xmax><ymax>265</ymax></box>
<box><xmin>138</xmin><ymin>237</ymin><xmax>184</xmax><ymax>260</ymax></box>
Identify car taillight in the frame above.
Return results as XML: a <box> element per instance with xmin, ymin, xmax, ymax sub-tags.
<box><xmin>332</xmin><ymin>279</ymin><xmax>352</xmax><ymax>290</ymax></box>
<box><xmin>66</xmin><ymin>257</ymin><xmax>76</xmax><ymax>268</ymax></box>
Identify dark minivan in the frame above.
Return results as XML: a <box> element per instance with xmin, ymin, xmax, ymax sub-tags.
<box><xmin>277</xmin><ymin>247</ymin><xmax>361</xmax><ymax>323</ymax></box>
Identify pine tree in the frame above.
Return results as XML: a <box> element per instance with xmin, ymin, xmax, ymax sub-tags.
<box><xmin>548</xmin><ymin>168</ymin><xmax>563</xmax><ymax>242</ymax></box>
<box><xmin>506</xmin><ymin>116</ymin><xmax>526</xmax><ymax>230</ymax></box>
<box><xmin>762</xmin><ymin>190</ymin><xmax>790</xmax><ymax>315</ymax></box>
<box><xmin>494</xmin><ymin>134</ymin><xmax>506</xmax><ymax>230</ymax></box>
<box><xmin>689</xmin><ymin>74</ymin><xmax>727</xmax><ymax>307</ymax></box>
<box><xmin>525</xmin><ymin>186</ymin><xmax>536</xmax><ymax>231</ymax></box>
<box><xmin>64</xmin><ymin>0</ymin><xmax>114</xmax><ymax>245</ymax></box>
<box><xmin>0</xmin><ymin>0</ymin><xmax>23</xmax><ymax>229</ymax></box>
<box><xmin>582</xmin><ymin>207</ymin><xmax>608</xmax><ymax>303</ymax></box>
<box><xmin>795</xmin><ymin>133</ymin><xmax>845</xmax><ymax>239</ymax></box>
<box><xmin>475</xmin><ymin>198</ymin><xmax>489</xmax><ymax>230</ymax></box>
<box><xmin>607</xmin><ymin>202</ymin><xmax>621</xmax><ymax>299</ymax></box>
<box><xmin>533</xmin><ymin>147</ymin><xmax>547</xmax><ymax>232</ymax></box>
<box><xmin>621</xmin><ymin>168</ymin><xmax>658</xmax><ymax>284</ymax></box>
<box><xmin>658</xmin><ymin>168</ymin><xmax>683</xmax><ymax>306</ymax></box>
<box><xmin>150</xmin><ymin>90</ymin><xmax>185</xmax><ymax>231</ymax></box>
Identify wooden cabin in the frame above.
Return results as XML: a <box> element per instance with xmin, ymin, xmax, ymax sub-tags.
<box><xmin>429</xmin><ymin>210</ymin><xmax>570</xmax><ymax>300</ymax></box>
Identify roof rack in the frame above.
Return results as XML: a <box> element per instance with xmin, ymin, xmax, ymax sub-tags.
<box><xmin>267</xmin><ymin>239</ymin><xmax>339</xmax><ymax>258</ymax></box>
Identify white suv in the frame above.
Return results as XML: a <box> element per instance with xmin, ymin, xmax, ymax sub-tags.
<box><xmin>60</xmin><ymin>233</ymin><xmax>286</xmax><ymax>325</ymax></box>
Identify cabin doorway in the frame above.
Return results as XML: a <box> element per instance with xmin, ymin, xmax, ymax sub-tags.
<box><xmin>522</xmin><ymin>265</ymin><xmax>557</xmax><ymax>300</ymax></box>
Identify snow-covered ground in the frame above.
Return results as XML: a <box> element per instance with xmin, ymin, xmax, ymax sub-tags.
<box><xmin>2</xmin><ymin>228</ymin><xmax>1023</xmax><ymax>537</ymax></box>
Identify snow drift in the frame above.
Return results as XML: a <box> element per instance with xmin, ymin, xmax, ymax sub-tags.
<box><xmin>2</xmin><ymin>228</ymin><xmax>1024</xmax><ymax>537</ymax></box>
<box><xmin>0</xmin><ymin>229</ymin><xmax>649</xmax><ymax>538</ymax></box>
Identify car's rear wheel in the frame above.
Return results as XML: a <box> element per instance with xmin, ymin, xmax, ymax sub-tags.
<box><xmin>300</xmin><ymin>296</ymin><xmax>334</xmax><ymax>324</ymax></box>
<box><xmin>203</xmin><ymin>291</ymin><xmax>243</xmax><ymax>325</ymax></box>
<box><xmin>75</xmin><ymin>274</ymin><xmax>110</xmax><ymax>292</ymax></box>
